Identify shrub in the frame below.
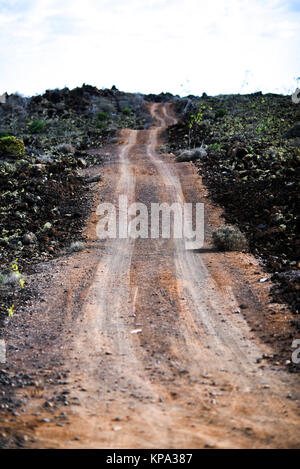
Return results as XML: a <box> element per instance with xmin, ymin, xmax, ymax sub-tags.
<box><xmin>209</xmin><ymin>143</ymin><xmax>222</xmax><ymax>150</ymax></box>
<box><xmin>28</xmin><ymin>120</ymin><xmax>46</xmax><ymax>134</ymax></box>
<box><xmin>0</xmin><ymin>130</ymin><xmax>10</xmax><ymax>138</ymax></box>
<box><xmin>68</xmin><ymin>241</ymin><xmax>85</xmax><ymax>252</ymax></box>
<box><xmin>215</xmin><ymin>108</ymin><xmax>228</xmax><ymax>118</ymax></box>
<box><xmin>122</xmin><ymin>107</ymin><xmax>132</xmax><ymax>116</ymax></box>
<box><xmin>176</xmin><ymin>146</ymin><xmax>207</xmax><ymax>162</ymax></box>
<box><xmin>3</xmin><ymin>271</ymin><xmax>21</xmax><ymax>285</ymax></box>
<box><xmin>97</xmin><ymin>111</ymin><xmax>109</xmax><ymax>121</ymax></box>
<box><xmin>0</xmin><ymin>136</ymin><xmax>25</xmax><ymax>158</ymax></box>
<box><xmin>98</xmin><ymin>99</ymin><xmax>115</xmax><ymax>113</ymax></box>
<box><xmin>96</xmin><ymin>121</ymin><xmax>107</xmax><ymax>129</ymax></box>
<box><xmin>212</xmin><ymin>225</ymin><xmax>248</xmax><ymax>251</ymax></box>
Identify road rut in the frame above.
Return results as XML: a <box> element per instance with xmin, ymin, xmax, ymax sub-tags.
<box><xmin>3</xmin><ymin>103</ymin><xmax>299</xmax><ymax>449</ymax></box>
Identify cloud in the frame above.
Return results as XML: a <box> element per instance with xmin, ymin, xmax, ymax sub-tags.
<box><xmin>0</xmin><ymin>0</ymin><xmax>299</xmax><ymax>96</ymax></box>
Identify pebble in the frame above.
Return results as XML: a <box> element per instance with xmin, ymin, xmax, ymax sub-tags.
<box><xmin>44</xmin><ymin>401</ymin><xmax>53</xmax><ymax>408</ymax></box>
<box><xmin>86</xmin><ymin>173</ymin><xmax>102</xmax><ymax>184</ymax></box>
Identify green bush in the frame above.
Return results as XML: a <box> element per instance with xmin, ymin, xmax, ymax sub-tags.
<box><xmin>28</xmin><ymin>120</ymin><xmax>46</xmax><ymax>134</ymax></box>
<box><xmin>209</xmin><ymin>142</ymin><xmax>222</xmax><ymax>150</ymax></box>
<box><xmin>0</xmin><ymin>130</ymin><xmax>10</xmax><ymax>138</ymax></box>
<box><xmin>122</xmin><ymin>107</ymin><xmax>132</xmax><ymax>116</ymax></box>
<box><xmin>97</xmin><ymin>111</ymin><xmax>109</xmax><ymax>121</ymax></box>
<box><xmin>96</xmin><ymin>121</ymin><xmax>107</xmax><ymax>129</ymax></box>
<box><xmin>0</xmin><ymin>136</ymin><xmax>25</xmax><ymax>158</ymax></box>
<box><xmin>215</xmin><ymin>108</ymin><xmax>228</xmax><ymax>118</ymax></box>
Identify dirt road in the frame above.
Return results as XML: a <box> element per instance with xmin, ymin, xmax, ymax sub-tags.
<box><xmin>1</xmin><ymin>103</ymin><xmax>299</xmax><ymax>448</ymax></box>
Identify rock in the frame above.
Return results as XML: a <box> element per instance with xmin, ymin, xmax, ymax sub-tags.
<box><xmin>42</xmin><ymin>222</ymin><xmax>52</xmax><ymax>232</ymax></box>
<box><xmin>273</xmin><ymin>270</ymin><xmax>300</xmax><ymax>282</ymax></box>
<box><xmin>34</xmin><ymin>163</ymin><xmax>46</xmax><ymax>172</ymax></box>
<box><xmin>106</xmin><ymin>124</ymin><xmax>117</xmax><ymax>132</ymax></box>
<box><xmin>0</xmin><ymin>93</ymin><xmax>7</xmax><ymax>104</ymax></box>
<box><xmin>43</xmin><ymin>401</ymin><xmax>53</xmax><ymax>408</ymax></box>
<box><xmin>176</xmin><ymin>146</ymin><xmax>207</xmax><ymax>162</ymax></box>
<box><xmin>113</xmin><ymin>426</ymin><xmax>122</xmax><ymax>431</ymax></box>
<box><xmin>288</xmin><ymin>138</ymin><xmax>300</xmax><ymax>148</ymax></box>
<box><xmin>22</xmin><ymin>232</ymin><xmax>37</xmax><ymax>245</ymax></box>
<box><xmin>0</xmin><ymin>312</ymin><xmax>8</xmax><ymax>328</ymax></box>
<box><xmin>77</xmin><ymin>158</ymin><xmax>87</xmax><ymax>168</ymax></box>
<box><xmin>227</xmin><ymin>142</ymin><xmax>248</xmax><ymax>158</ymax></box>
<box><xmin>85</xmin><ymin>173</ymin><xmax>102</xmax><ymax>183</ymax></box>
<box><xmin>58</xmin><ymin>143</ymin><xmax>76</xmax><ymax>154</ymax></box>
<box><xmin>282</xmin><ymin>123</ymin><xmax>300</xmax><ymax>138</ymax></box>
<box><xmin>110</xmin><ymin>137</ymin><xmax>119</xmax><ymax>144</ymax></box>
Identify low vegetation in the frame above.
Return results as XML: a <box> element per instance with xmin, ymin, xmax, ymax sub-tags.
<box><xmin>212</xmin><ymin>225</ymin><xmax>248</xmax><ymax>251</ymax></box>
<box><xmin>0</xmin><ymin>84</ymin><xmax>151</xmax><ymax>325</ymax></box>
<box><xmin>0</xmin><ymin>136</ymin><xmax>25</xmax><ymax>158</ymax></box>
<box><xmin>28</xmin><ymin>119</ymin><xmax>46</xmax><ymax>134</ymax></box>
<box><xmin>169</xmin><ymin>91</ymin><xmax>300</xmax><ymax>315</ymax></box>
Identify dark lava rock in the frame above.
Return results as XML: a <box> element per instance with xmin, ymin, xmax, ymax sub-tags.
<box><xmin>168</xmin><ymin>91</ymin><xmax>300</xmax><ymax>319</ymax></box>
<box><xmin>283</xmin><ymin>123</ymin><xmax>300</xmax><ymax>138</ymax></box>
<box><xmin>22</xmin><ymin>232</ymin><xmax>37</xmax><ymax>245</ymax></box>
<box><xmin>85</xmin><ymin>173</ymin><xmax>102</xmax><ymax>183</ymax></box>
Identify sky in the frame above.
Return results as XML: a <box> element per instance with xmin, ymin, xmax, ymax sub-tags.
<box><xmin>0</xmin><ymin>0</ymin><xmax>299</xmax><ymax>97</ymax></box>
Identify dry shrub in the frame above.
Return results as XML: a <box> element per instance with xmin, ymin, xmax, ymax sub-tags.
<box><xmin>212</xmin><ymin>225</ymin><xmax>248</xmax><ymax>251</ymax></box>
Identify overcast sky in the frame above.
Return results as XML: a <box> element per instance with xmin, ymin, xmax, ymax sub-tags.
<box><xmin>0</xmin><ymin>0</ymin><xmax>299</xmax><ymax>96</ymax></box>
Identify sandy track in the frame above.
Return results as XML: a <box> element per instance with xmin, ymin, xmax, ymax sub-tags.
<box><xmin>3</xmin><ymin>103</ymin><xmax>299</xmax><ymax>449</ymax></box>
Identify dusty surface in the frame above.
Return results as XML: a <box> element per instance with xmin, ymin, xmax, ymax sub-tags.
<box><xmin>0</xmin><ymin>103</ymin><xmax>299</xmax><ymax>449</ymax></box>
